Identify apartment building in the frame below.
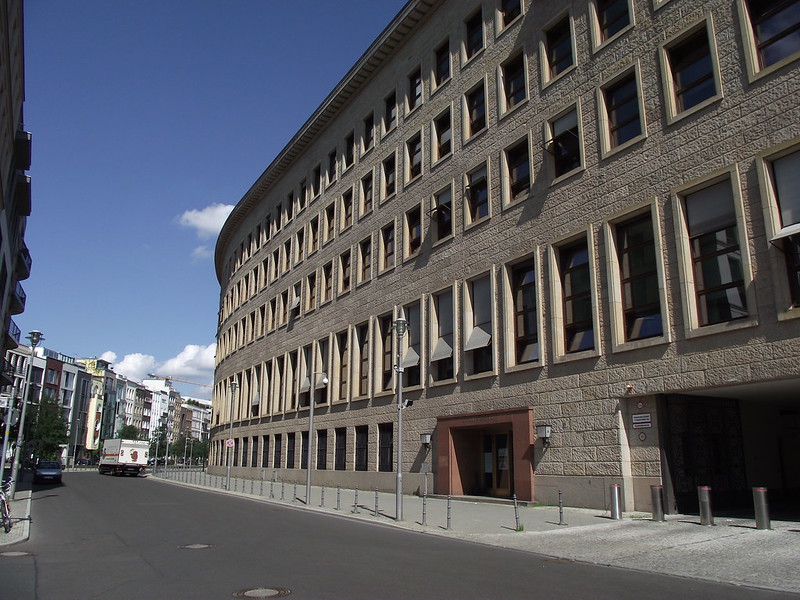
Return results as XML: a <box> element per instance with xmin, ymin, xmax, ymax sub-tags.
<box><xmin>211</xmin><ymin>0</ymin><xmax>800</xmax><ymax>512</ymax></box>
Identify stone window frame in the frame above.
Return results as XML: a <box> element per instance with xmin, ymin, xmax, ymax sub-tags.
<box><xmin>498</xmin><ymin>49</ymin><xmax>528</xmax><ymax>118</ymax></box>
<box><xmin>549</xmin><ymin>228</ymin><xmax>602</xmax><ymax>363</ymax></box>
<box><xmin>340</xmin><ymin>187</ymin><xmax>354</xmax><ymax>232</ymax></box>
<box><xmin>305</xmin><ymin>270</ymin><xmax>318</xmax><ymax>314</ymax></box>
<box><xmin>407</xmin><ymin>65</ymin><xmax>423</xmax><ymax>115</ymax></box>
<box><xmin>545</xmin><ymin>102</ymin><xmax>585</xmax><ymax>184</ymax></box>
<box><xmin>463</xmin><ymin>77</ymin><xmax>488</xmax><ymax>143</ymax></box>
<box><xmin>671</xmin><ymin>165</ymin><xmax>758</xmax><ymax>338</ymax></box>
<box><xmin>405</xmin><ymin>130</ymin><xmax>424</xmax><ymax>184</ymax></box>
<box><xmin>596</xmin><ymin>61</ymin><xmax>647</xmax><ymax>159</ymax></box>
<box><xmin>376</xmin><ymin>312</ymin><xmax>396</xmax><ymax>396</ymax></box>
<box><xmin>381</xmin><ymin>151</ymin><xmax>397</xmax><ymax>202</ymax></box>
<box><xmin>380</xmin><ymin>219</ymin><xmax>397</xmax><ymax>274</ymax></box>
<box><xmin>540</xmin><ymin>10</ymin><xmax>577</xmax><ymax>88</ymax></box>
<box><xmin>353</xmin><ymin>321</ymin><xmax>372</xmax><ymax>400</ymax></box>
<box><xmin>326</xmin><ymin>148</ymin><xmax>338</xmax><ymax>188</ymax></box>
<box><xmin>338</xmin><ymin>247</ymin><xmax>352</xmax><ymax>296</ymax></box>
<box><xmin>588</xmin><ymin>0</ymin><xmax>634</xmax><ymax>53</ymax></box>
<box><xmin>603</xmin><ymin>200</ymin><xmax>672</xmax><ymax>353</ymax></box>
<box><xmin>431</xmin><ymin>181</ymin><xmax>455</xmax><ymax>246</ymax></box>
<box><xmin>314</xmin><ymin>336</ymin><xmax>331</xmax><ymax>406</ymax></box>
<box><xmin>495</xmin><ymin>0</ymin><xmax>524</xmax><ymax>35</ymax></box>
<box><xmin>361</xmin><ymin>111</ymin><xmax>375</xmax><ymax>156</ymax></box>
<box><xmin>323</xmin><ymin>202</ymin><xmax>336</xmax><ymax>246</ymax></box>
<box><xmin>321</xmin><ymin>261</ymin><xmax>333</xmax><ymax>305</ymax></box>
<box><xmin>429</xmin><ymin>284</ymin><xmax>458</xmax><ymax>386</ymax></box>
<box><xmin>333</xmin><ymin>328</ymin><xmax>351</xmax><ymax>404</ymax></box>
<box><xmin>360</xmin><ymin>169</ymin><xmax>374</xmax><ymax>218</ymax></box>
<box><xmin>462</xmin><ymin>270</ymin><xmax>497</xmax><ymax>379</ymax></box>
<box><xmin>463</xmin><ymin>6</ymin><xmax>485</xmax><ymax>66</ymax></box>
<box><xmin>502</xmin><ymin>251</ymin><xmax>545</xmax><ymax>373</ymax></box>
<box><xmin>658</xmin><ymin>15</ymin><xmax>723</xmax><ymax>126</ymax></box>
<box><xmin>501</xmin><ymin>134</ymin><xmax>532</xmax><ymax>207</ymax></box>
<box><xmin>404</xmin><ymin>201</ymin><xmax>424</xmax><ymax>260</ymax></box>
<box><xmin>464</xmin><ymin>161</ymin><xmax>491</xmax><ymax>229</ymax></box>
<box><xmin>358</xmin><ymin>234</ymin><xmax>373</xmax><ymax>287</ymax></box>
<box><xmin>432</xmin><ymin>37</ymin><xmax>452</xmax><ymax>93</ymax></box>
<box><xmin>431</xmin><ymin>105</ymin><xmax>453</xmax><ymax>165</ymax></box>
<box><xmin>737</xmin><ymin>0</ymin><xmax>800</xmax><ymax>82</ymax></box>
<box><xmin>401</xmin><ymin>297</ymin><xmax>424</xmax><ymax>390</ymax></box>
<box><xmin>383</xmin><ymin>89</ymin><xmax>398</xmax><ymax>136</ymax></box>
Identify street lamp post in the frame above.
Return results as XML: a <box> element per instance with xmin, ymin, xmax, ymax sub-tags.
<box><xmin>225</xmin><ymin>380</ymin><xmax>237</xmax><ymax>490</ymax></box>
<box><xmin>0</xmin><ymin>362</ymin><xmax>23</xmax><ymax>485</ymax></box>
<box><xmin>306</xmin><ymin>372</ymin><xmax>328</xmax><ymax>505</ymax></box>
<box><xmin>394</xmin><ymin>310</ymin><xmax>408</xmax><ymax>521</ymax></box>
<box><xmin>9</xmin><ymin>330</ymin><xmax>43</xmax><ymax>498</ymax></box>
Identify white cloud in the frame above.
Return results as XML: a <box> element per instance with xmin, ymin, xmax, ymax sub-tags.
<box><xmin>178</xmin><ymin>203</ymin><xmax>234</xmax><ymax>240</ymax></box>
<box><xmin>100</xmin><ymin>350</ymin><xmax>117</xmax><ymax>363</ymax></box>
<box><xmin>191</xmin><ymin>245</ymin><xmax>213</xmax><ymax>260</ymax></box>
<box><xmin>108</xmin><ymin>344</ymin><xmax>216</xmax><ymax>396</ymax></box>
<box><xmin>113</xmin><ymin>353</ymin><xmax>157</xmax><ymax>382</ymax></box>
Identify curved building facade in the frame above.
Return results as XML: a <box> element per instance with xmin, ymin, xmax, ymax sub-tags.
<box><xmin>212</xmin><ymin>0</ymin><xmax>800</xmax><ymax>511</ymax></box>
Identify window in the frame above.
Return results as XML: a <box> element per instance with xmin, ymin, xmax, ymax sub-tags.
<box><xmin>315</xmin><ymin>337</ymin><xmax>330</xmax><ymax>406</ymax></box>
<box><xmin>309</xmin><ymin>216</ymin><xmax>319</xmax><ymax>254</ymax></box>
<box><xmin>361</xmin><ymin>172</ymin><xmax>373</xmax><ymax>216</ymax></box>
<box><xmin>344</xmin><ymin>132</ymin><xmax>355</xmax><ymax>170</ymax></box>
<box><xmin>548</xmin><ymin>107</ymin><xmax>582</xmax><ymax>178</ymax></box>
<box><xmin>381</xmin><ymin>221</ymin><xmax>396</xmax><ymax>271</ymax></box>
<box><xmin>378</xmin><ymin>315</ymin><xmax>394</xmax><ymax>392</ymax></box>
<box><xmin>464</xmin><ymin>274</ymin><xmax>494</xmax><ymax>375</ymax></box>
<box><xmin>402</xmin><ymin>301</ymin><xmax>422</xmax><ymax>387</ymax></box>
<box><xmin>299</xmin><ymin>345</ymin><xmax>312</xmax><ymax>409</ymax></box>
<box><xmin>406</xmin><ymin>132</ymin><xmax>423</xmax><ymax>181</ymax></box>
<box><xmin>363</xmin><ymin>112</ymin><xmax>374</xmax><ymax>153</ymax></box>
<box><xmin>430</xmin><ymin>289</ymin><xmax>455</xmax><ymax>381</ymax></box>
<box><xmin>743</xmin><ymin>0</ymin><xmax>800</xmax><ymax>71</ymax></box>
<box><xmin>383</xmin><ymin>91</ymin><xmax>397</xmax><ymax>133</ymax></box>
<box><xmin>595</xmin><ymin>0</ymin><xmax>631</xmax><ymax>44</ymax></box>
<box><xmin>465</xmin><ymin>9</ymin><xmax>484</xmax><ymax>60</ymax></box>
<box><xmin>341</xmin><ymin>188</ymin><xmax>353</xmax><ymax>230</ymax></box>
<box><xmin>681</xmin><ymin>179</ymin><xmax>748</xmax><ymax>326</ymax></box>
<box><xmin>327</xmin><ymin>149</ymin><xmax>337</xmax><ymax>185</ymax></box>
<box><xmin>286</xmin><ymin>432</ymin><xmax>296</xmax><ymax>469</ymax></box>
<box><xmin>273</xmin><ymin>433</ymin><xmax>282</xmax><ymax>468</ymax></box>
<box><xmin>613</xmin><ymin>212</ymin><xmax>664</xmax><ymax>341</ymax></box>
<box><xmin>317</xmin><ymin>430</ymin><xmax>327</xmax><ymax>470</ymax></box>
<box><xmin>311</xmin><ymin>167</ymin><xmax>321</xmax><ymax>199</ymax></box>
<box><xmin>355</xmin><ymin>322</ymin><xmax>370</xmax><ymax>397</ymax></box>
<box><xmin>558</xmin><ymin>238</ymin><xmax>595</xmax><ymax>353</ymax></box>
<box><xmin>336</xmin><ymin>330</ymin><xmax>350</xmax><ymax>402</ymax></box>
<box><xmin>405</xmin><ymin>204</ymin><xmax>422</xmax><ymax>258</ymax></box>
<box><xmin>432</xmin><ymin>185</ymin><xmax>453</xmax><ymax>243</ymax></box>
<box><xmin>339</xmin><ymin>250</ymin><xmax>351</xmax><ymax>294</ymax></box>
<box><xmin>500</xmin><ymin>53</ymin><xmax>526</xmax><ymax>113</ymax></box>
<box><xmin>764</xmin><ymin>149</ymin><xmax>800</xmax><ymax>307</ymax></box>
<box><xmin>408</xmin><ymin>68</ymin><xmax>422</xmax><ymax>112</ymax></box>
<box><xmin>378</xmin><ymin>423</ymin><xmax>393</xmax><ymax>472</ymax></box>
<box><xmin>466</xmin><ymin>164</ymin><xmax>490</xmax><ymax>224</ymax></box>
<box><xmin>601</xmin><ymin>70</ymin><xmax>643</xmax><ymax>152</ymax></box>
<box><xmin>306</xmin><ymin>272</ymin><xmax>317</xmax><ymax>312</ymax></box>
<box><xmin>294</xmin><ymin>229</ymin><xmax>305</xmax><ymax>264</ymax></box>
<box><xmin>382</xmin><ymin>153</ymin><xmax>396</xmax><ymax>199</ymax></box>
<box><xmin>544</xmin><ymin>15</ymin><xmax>574</xmax><ymax>81</ymax></box>
<box><xmin>509</xmin><ymin>259</ymin><xmax>540</xmax><ymax>365</ymax></box>
<box><xmin>324</xmin><ymin>203</ymin><xmax>336</xmax><ymax>244</ymax></box>
<box><xmin>322</xmin><ymin>262</ymin><xmax>333</xmax><ymax>303</ymax></box>
<box><xmin>499</xmin><ymin>0</ymin><xmax>522</xmax><ymax>28</ymax></box>
<box><xmin>280</xmin><ymin>289</ymin><xmax>289</xmax><ymax>327</ymax></box>
<box><xmin>355</xmin><ymin>426</ymin><xmax>368</xmax><ymax>471</ymax></box>
<box><xmin>465</xmin><ymin>81</ymin><xmax>487</xmax><ymax>138</ymax></box>
<box><xmin>358</xmin><ymin>236</ymin><xmax>372</xmax><ymax>284</ymax></box>
<box><xmin>504</xmin><ymin>138</ymin><xmax>531</xmax><ymax>202</ymax></box>
<box><xmin>433</xmin><ymin>108</ymin><xmax>452</xmax><ymax>162</ymax></box>
<box><xmin>335</xmin><ymin>427</ymin><xmax>346</xmax><ymax>470</ymax></box>
<box><xmin>664</xmin><ymin>24</ymin><xmax>718</xmax><ymax>117</ymax></box>
<box><xmin>434</xmin><ymin>39</ymin><xmax>451</xmax><ymax>87</ymax></box>
<box><xmin>262</xmin><ymin>435</ymin><xmax>270</xmax><ymax>469</ymax></box>
<box><xmin>241</xmin><ymin>437</ymin><xmax>248</xmax><ymax>467</ymax></box>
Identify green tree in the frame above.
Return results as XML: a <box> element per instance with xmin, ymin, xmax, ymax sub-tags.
<box><xmin>117</xmin><ymin>424</ymin><xmax>143</xmax><ymax>440</ymax></box>
<box><xmin>26</xmin><ymin>394</ymin><xmax>69</xmax><ymax>461</ymax></box>
<box><xmin>149</xmin><ymin>425</ymin><xmax>167</xmax><ymax>460</ymax></box>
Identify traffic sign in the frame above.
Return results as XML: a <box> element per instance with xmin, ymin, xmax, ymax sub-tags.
<box><xmin>225</xmin><ymin>439</ymin><xmax>234</xmax><ymax>448</ymax></box>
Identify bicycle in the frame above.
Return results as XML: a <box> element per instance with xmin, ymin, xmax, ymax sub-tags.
<box><xmin>1</xmin><ymin>478</ymin><xmax>13</xmax><ymax>533</ymax></box>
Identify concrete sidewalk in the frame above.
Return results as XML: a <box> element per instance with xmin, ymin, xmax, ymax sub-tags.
<box><xmin>0</xmin><ymin>489</ymin><xmax>32</xmax><ymax>548</ymax></box>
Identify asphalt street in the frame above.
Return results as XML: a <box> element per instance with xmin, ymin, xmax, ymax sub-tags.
<box><xmin>1</xmin><ymin>471</ymin><xmax>797</xmax><ymax>600</ymax></box>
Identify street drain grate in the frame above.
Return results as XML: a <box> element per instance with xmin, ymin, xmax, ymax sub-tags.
<box><xmin>1</xmin><ymin>551</ymin><xmax>34</xmax><ymax>557</ymax></box>
<box><xmin>178</xmin><ymin>543</ymin><xmax>214</xmax><ymax>550</ymax></box>
<box><xmin>232</xmin><ymin>587</ymin><xmax>291</xmax><ymax>598</ymax></box>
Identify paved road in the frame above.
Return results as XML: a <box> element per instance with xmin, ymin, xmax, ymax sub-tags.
<box><xmin>2</xmin><ymin>471</ymin><xmax>796</xmax><ymax>600</ymax></box>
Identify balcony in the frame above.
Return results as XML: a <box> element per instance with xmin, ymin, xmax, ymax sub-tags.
<box><xmin>16</xmin><ymin>242</ymin><xmax>31</xmax><ymax>280</ymax></box>
<box><xmin>0</xmin><ymin>358</ymin><xmax>13</xmax><ymax>387</ymax></box>
<box><xmin>15</xmin><ymin>130</ymin><xmax>31</xmax><ymax>171</ymax></box>
<box><xmin>5</xmin><ymin>317</ymin><xmax>21</xmax><ymax>350</ymax></box>
<box><xmin>14</xmin><ymin>171</ymin><xmax>31</xmax><ymax>217</ymax></box>
<box><xmin>9</xmin><ymin>281</ymin><xmax>26</xmax><ymax>315</ymax></box>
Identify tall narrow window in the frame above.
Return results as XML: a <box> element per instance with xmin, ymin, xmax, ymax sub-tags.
<box><xmin>273</xmin><ymin>433</ymin><xmax>282</xmax><ymax>468</ymax></box>
<box><xmin>339</xmin><ymin>250</ymin><xmax>351</xmax><ymax>294</ymax></box>
<box><xmin>464</xmin><ymin>275</ymin><xmax>493</xmax><ymax>375</ymax></box>
<box><xmin>384</xmin><ymin>91</ymin><xmax>397</xmax><ymax>132</ymax></box>
<box><xmin>545</xmin><ymin>16</ymin><xmax>574</xmax><ymax>79</ymax></box>
<box><xmin>433</xmin><ymin>186</ymin><xmax>453</xmax><ymax>242</ymax></box>
<box><xmin>337</xmin><ymin>330</ymin><xmax>349</xmax><ymax>401</ymax></box>
<box><xmin>597</xmin><ymin>0</ymin><xmax>630</xmax><ymax>43</ymax></box>
<box><xmin>407</xmin><ymin>133</ymin><xmax>422</xmax><ymax>181</ymax></box>
<box><xmin>505</xmin><ymin>139</ymin><xmax>531</xmax><ymax>202</ymax></box>
<box><xmin>356</xmin><ymin>323</ymin><xmax>370</xmax><ymax>397</ymax></box>
<box><xmin>465</xmin><ymin>82</ymin><xmax>486</xmax><ymax>138</ymax></box>
<box><xmin>363</xmin><ymin>113</ymin><xmax>374</xmax><ymax>153</ymax></box>
<box><xmin>315</xmin><ymin>337</ymin><xmax>329</xmax><ymax>406</ymax></box>
<box><xmin>667</xmin><ymin>27</ymin><xmax>716</xmax><ymax>114</ymax></box>
<box><xmin>378</xmin><ymin>423</ymin><xmax>393</xmax><ymax>472</ymax></box>
<box><xmin>306</xmin><ymin>272</ymin><xmax>317</xmax><ymax>312</ymax></box>
<box><xmin>403</xmin><ymin>302</ymin><xmax>421</xmax><ymax>387</ymax></box>
<box><xmin>434</xmin><ymin>39</ymin><xmax>451</xmax><ymax>86</ymax></box>
<box><xmin>501</xmin><ymin>53</ymin><xmax>526</xmax><ymax>112</ymax></box>
<box><xmin>381</xmin><ymin>222</ymin><xmax>395</xmax><ymax>271</ymax></box>
<box><xmin>510</xmin><ymin>260</ymin><xmax>539</xmax><ymax>364</ymax></box>
<box><xmin>683</xmin><ymin>180</ymin><xmax>748</xmax><ymax>326</ymax></box>
<box><xmin>745</xmin><ymin>0</ymin><xmax>800</xmax><ymax>69</ymax></box>
<box><xmin>316</xmin><ymin>430</ymin><xmax>328</xmax><ymax>470</ymax></box>
<box><xmin>359</xmin><ymin>236</ymin><xmax>372</xmax><ymax>284</ymax></box>
<box><xmin>603</xmin><ymin>71</ymin><xmax>642</xmax><ymax>149</ymax></box>
<box><xmin>769</xmin><ymin>150</ymin><xmax>800</xmax><ymax>306</ymax></box>
<box><xmin>361</xmin><ymin>172</ymin><xmax>373</xmax><ymax>216</ymax></box>
<box><xmin>405</xmin><ymin>205</ymin><xmax>422</xmax><ymax>257</ymax></box>
<box><xmin>500</xmin><ymin>0</ymin><xmax>522</xmax><ymax>28</ymax></box>
<box><xmin>341</xmin><ymin>188</ymin><xmax>353</xmax><ymax>230</ymax></box>
<box><xmin>286</xmin><ymin>432</ymin><xmax>296</xmax><ymax>469</ymax></box>
<box><xmin>560</xmin><ymin>239</ymin><xmax>595</xmax><ymax>353</ymax></box>
<box><xmin>309</xmin><ymin>216</ymin><xmax>319</xmax><ymax>254</ymax></box>
<box><xmin>324</xmin><ymin>203</ymin><xmax>335</xmax><ymax>243</ymax></box>
<box><xmin>344</xmin><ymin>132</ymin><xmax>355</xmax><ymax>169</ymax></box>
<box><xmin>465</xmin><ymin>9</ymin><xmax>484</xmax><ymax>59</ymax></box>
<box><xmin>550</xmin><ymin>108</ymin><xmax>581</xmax><ymax>178</ymax></box>
<box><xmin>431</xmin><ymin>289</ymin><xmax>454</xmax><ymax>381</ymax></box>
<box><xmin>615</xmin><ymin>213</ymin><xmax>663</xmax><ymax>340</ymax></box>
<box><xmin>327</xmin><ymin>149</ymin><xmax>337</xmax><ymax>185</ymax></box>
<box><xmin>408</xmin><ymin>68</ymin><xmax>423</xmax><ymax>111</ymax></box>
<box><xmin>382</xmin><ymin>154</ymin><xmax>396</xmax><ymax>199</ymax></box>
<box><xmin>379</xmin><ymin>315</ymin><xmax>394</xmax><ymax>392</ymax></box>
<box><xmin>322</xmin><ymin>262</ymin><xmax>333</xmax><ymax>303</ymax></box>
<box><xmin>466</xmin><ymin>164</ymin><xmax>489</xmax><ymax>224</ymax></box>
<box><xmin>434</xmin><ymin>109</ymin><xmax>452</xmax><ymax>161</ymax></box>
<box><xmin>355</xmin><ymin>426</ymin><xmax>368</xmax><ymax>471</ymax></box>
<box><xmin>335</xmin><ymin>427</ymin><xmax>346</xmax><ymax>470</ymax></box>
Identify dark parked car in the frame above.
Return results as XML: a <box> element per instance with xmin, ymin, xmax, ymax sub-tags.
<box><xmin>33</xmin><ymin>460</ymin><xmax>63</xmax><ymax>484</ymax></box>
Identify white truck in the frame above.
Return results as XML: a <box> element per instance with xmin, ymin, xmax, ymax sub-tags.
<box><xmin>98</xmin><ymin>439</ymin><xmax>149</xmax><ymax>476</ymax></box>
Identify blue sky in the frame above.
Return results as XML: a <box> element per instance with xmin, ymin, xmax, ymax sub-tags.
<box><xmin>20</xmin><ymin>1</ymin><xmax>406</xmax><ymax>396</ymax></box>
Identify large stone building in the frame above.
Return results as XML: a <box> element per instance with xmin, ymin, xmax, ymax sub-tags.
<box><xmin>211</xmin><ymin>0</ymin><xmax>800</xmax><ymax>512</ymax></box>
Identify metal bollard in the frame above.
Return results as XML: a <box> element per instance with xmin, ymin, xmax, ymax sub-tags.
<box><xmin>558</xmin><ymin>490</ymin><xmax>566</xmax><ymax>526</ymax></box>
<box><xmin>320</xmin><ymin>486</ymin><xmax>325</xmax><ymax>507</ymax></box>
<box><xmin>353</xmin><ymin>487</ymin><xmax>360</xmax><ymax>514</ymax></box>
<box><xmin>374</xmin><ymin>488</ymin><xmax>379</xmax><ymax>517</ymax></box>
<box><xmin>446</xmin><ymin>495</ymin><xmax>452</xmax><ymax>530</ymax></box>
<box><xmin>609</xmin><ymin>484</ymin><xmax>622</xmax><ymax>520</ymax></box>
<box><xmin>270</xmin><ymin>479</ymin><xmax>274</xmax><ymax>499</ymax></box>
<box><xmin>260</xmin><ymin>480</ymin><xmax>264</xmax><ymax>496</ymax></box>
<box><xmin>651</xmin><ymin>485</ymin><xmax>665</xmax><ymax>522</ymax></box>
<box><xmin>698</xmin><ymin>486</ymin><xmax>714</xmax><ymax>526</ymax></box>
<box><xmin>753</xmin><ymin>487</ymin><xmax>771</xmax><ymax>530</ymax></box>
<box><xmin>513</xmin><ymin>494</ymin><xmax>521</xmax><ymax>531</ymax></box>
<box><xmin>422</xmin><ymin>490</ymin><xmax>428</xmax><ymax>527</ymax></box>
<box><xmin>336</xmin><ymin>486</ymin><xmax>341</xmax><ymax>510</ymax></box>
<box><xmin>281</xmin><ymin>480</ymin><xmax>285</xmax><ymax>500</ymax></box>
<box><xmin>293</xmin><ymin>482</ymin><xmax>297</xmax><ymax>502</ymax></box>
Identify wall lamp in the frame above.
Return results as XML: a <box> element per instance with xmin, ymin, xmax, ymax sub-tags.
<box><xmin>536</xmin><ymin>424</ymin><xmax>552</xmax><ymax>448</ymax></box>
<box><xmin>420</xmin><ymin>433</ymin><xmax>432</xmax><ymax>447</ymax></box>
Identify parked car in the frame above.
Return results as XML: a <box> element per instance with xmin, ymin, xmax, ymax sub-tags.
<box><xmin>33</xmin><ymin>460</ymin><xmax>63</xmax><ymax>484</ymax></box>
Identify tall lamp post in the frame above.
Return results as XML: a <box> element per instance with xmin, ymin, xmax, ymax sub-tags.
<box><xmin>306</xmin><ymin>372</ymin><xmax>328</xmax><ymax>505</ymax></box>
<box><xmin>10</xmin><ymin>330</ymin><xmax>43</xmax><ymax>498</ymax></box>
<box><xmin>394</xmin><ymin>310</ymin><xmax>408</xmax><ymax>521</ymax></box>
<box><xmin>225</xmin><ymin>380</ymin><xmax>237</xmax><ymax>490</ymax></box>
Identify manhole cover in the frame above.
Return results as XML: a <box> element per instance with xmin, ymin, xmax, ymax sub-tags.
<box><xmin>232</xmin><ymin>587</ymin><xmax>291</xmax><ymax>598</ymax></box>
<box><xmin>178</xmin><ymin>543</ymin><xmax>214</xmax><ymax>549</ymax></box>
<box><xmin>1</xmin><ymin>551</ymin><xmax>33</xmax><ymax>557</ymax></box>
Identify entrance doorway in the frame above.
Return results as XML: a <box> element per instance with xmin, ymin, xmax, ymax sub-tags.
<box><xmin>482</xmin><ymin>432</ymin><xmax>512</xmax><ymax>497</ymax></box>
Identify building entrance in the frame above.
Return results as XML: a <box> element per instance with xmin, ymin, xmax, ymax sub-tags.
<box><xmin>482</xmin><ymin>432</ymin><xmax>513</xmax><ymax>497</ymax></box>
